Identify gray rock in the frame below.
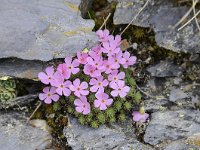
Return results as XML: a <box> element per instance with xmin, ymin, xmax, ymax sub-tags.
<box><xmin>144</xmin><ymin>109</ymin><xmax>200</xmax><ymax>146</ymax></box>
<box><xmin>144</xmin><ymin>99</ymin><xmax>170</xmax><ymax>112</ymax></box>
<box><xmin>0</xmin><ymin>111</ymin><xmax>52</xmax><ymax>150</ymax></box>
<box><xmin>0</xmin><ymin>0</ymin><xmax>98</xmax><ymax>61</ymax></box>
<box><xmin>0</xmin><ymin>58</ymin><xmax>44</xmax><ymax>79</ymax></box>
<box><xmin>147</xmin><ymin>60</ymin><xmax>183</xmax><ymax>77</ymax></box>
<box><xmin>169</xmin><ymin>88</ymin><xmax>188</xmax><ymax>102</ymax></box>
<box><xmin>113</xmin><ymin>0</ymin><xmax>200</xmax><ymax>53</ymax></box>
<box><xmin>164</xmin><ymin>140</ymin><xmax>200</xmax><ymax>150</ymax></box>
<box><xmin>63</xmin><ymin>117</ymin><xmax>152</xmax><ymax>150</ymax></box>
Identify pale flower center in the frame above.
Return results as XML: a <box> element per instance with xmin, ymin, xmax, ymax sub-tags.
<box><xmin>98</xmin><ymin>82</ymin><xmax>101</xmax><ymax>86</ymax></box>
<box><xmin>77</xmin><ymin>87</ymin><xmax>81</xmax><ymax>91</ymax></box>
<box><xmin>83</xmin><ymin>104</ymin><xmax>86</xmax><ymax>108</ymax></box>
<box><xmin>48</xmin><ymin>77</ymin><xmax>51</xmax><ymax>80</ymax></box>
<box><xmin>114</xmin><ymin>77</ymin><xmax>117</xmax><ymax>80</ymax></box>
<box><xmin>126</xmin><ymin>60</ymin><xmax>129</xmax><ymax>63</ymax></box>
<box><xmin>60</xmin><ymin>84</ymin><xmax>64</xmax><ymax>88</ymax></box>
<box><xmin>118</xmin><ymin>88</ymin><xmax>121</xmax><ymax>91</ymax></box>
<box><xmin>47</xmin><ymin>93</ymin><xmax>51</xmax><ymax>97</ymax></box>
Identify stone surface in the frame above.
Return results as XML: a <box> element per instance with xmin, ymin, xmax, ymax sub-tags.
<box><xmin>144</xmin><ymin>109</ymin><xmax>200</xmax><ymax>146</ymax></box>
<box><xmin>164</xmin><ymin>139</ymin><xmax>200</xmax><ymax>150</ymax></box>
<box><xmin>169</xmin><ymin>88</ymin><xmax>188</xmax><ymax>102</ymax></box>
<box><xmin>0</xmin><ymin>111</ymin><xmax>52</xmax><ymax>150</ymax></box>
<box><xmin>113</xmin><ymin>0</ymin><xmax>200</xmax><ymax>53</ymax></box>
<box><xmin>147</xmin><ymin>60</ymin><xmax>183</xmax><ymax>77</ymax></box>
<box><xmin>0</xmin><ymin>0</ymin><xmax>98</xmax><ymax>61</ymax></box>
<box><xmin>144</xmin><ymin>99</ymin><xmax>170</xmax><ymax>112</ymax></box>
<box><xmin>63</xmin><ymin>117</ymin><xmax>152</xmax><ymax>150</ymax></box>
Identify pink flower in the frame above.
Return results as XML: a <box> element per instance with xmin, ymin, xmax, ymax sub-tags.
<box><xmin>53</xmin><ymin>76</ymin><xmax>71</xmax><ymax>96</ymax></box>
<box><xmin>64</xmin><ymin>57</ymin><xmax>80</xmax><ymax>75</ymax></box>
<box><xmin>75</xmin><ymin>52</ymin><xmax>89</xmax><ymax>65</ymax></box>
<box><xmin>83</xmin><ymin>64</ymin><xmax>101</xmax><ymax>77</ymax></box>
<box><xmin>121</xmin><ymin>51</ymin><xmax>137</xmax><ymax>68</ymax></box>
<box><xmin>108</xmin><ymin>70</ymin><xmax>125</xmax><ymax>86</ymax></box>
<box><xmin>39</xmin><ymin>87</ymin><xmax>59</xmax><ymax>104</ymax></box>
<box><xmin>69</xmin><ymin>79</ymin><xmax>89</xmax><ymax>97</ymax></box>
<box><xmin>132</xmin><ymin>111</ymin><xmax>149</xmax><ymax>123</ymax></box>
<box><xmin>87</xmin><ymin>56</ymin><xmax>104</xmax><ymax>71</ymax></box>
<box><xmin>57</xmin><ymin>64</ymin><xmax>70</xmax><ymax>79</ymax></box>
<box><xmin>110</xmin><ymin>82</ymin><xmax>130</xmax><ymax>98</ymax></box>
<box><xmin>89</xmin><ymin>76</ymin><xmax>108</xmax><ymax>93</ymax></box>
<box><xmin>96</xmin><ymin>29</ymin><xmax>110</xmax><ymax>42</ymax></box>
<box><xmin>108</xmin><ymin>51</ymin><xmax>124</xmax><ymax>69</ymax></box>
<box><xmin>74</xmin><ymin>96</ymin><xmax>90</xmax><ymax>115</ymax></box>
<box><xmin>89</xmin><ymin>45</ymin><xmax>102</xmax><ymax>57</ymax></box>
<box><xmin>94</xmin><ymin>92</ymin><xmax>113</xmax><ymax>110</ymax></box>
<box><xmin>103</xmin><ymin>60</ymin><xmax>116</xmax><ymax>74</ymax></box>
<box><xmin>108</xmin><ymin>35</ymin><xmax>121</xmax><ymax>46</ymax></box>
<box><xmin>38</xmin><ymin>66</ymin><xmax>55</xmax><ymax>85</ymax></box>
<box><xmin>101</xmin><ymin>42</ymin><xmax>120</xmax><ymax>56</ymax></box>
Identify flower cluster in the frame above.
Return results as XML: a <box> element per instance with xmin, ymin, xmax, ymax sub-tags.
<box><xmin>38</xmin><ymin>29</ymin><xmax>137</xmax><ymax>117</ymax></box>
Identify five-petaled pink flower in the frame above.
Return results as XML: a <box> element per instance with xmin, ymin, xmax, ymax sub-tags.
<box><xmin>94</xmin><ymin>92</ymin><xmax>113</xmax><ymax>110</ymax></box>
<box><xmin>103</xmin><ymin>60</ymin><xmax>116</xmax><ymax>74</ymax></box>
<box><xmin>132</xmin><ymin>111</ymin><xmax>149</xmax><ymax>123</ymax></box>
<box><xmin>69</xmin><ymin>79</ymin><xmax>89</xmax><ymax>97</ymax></box>
<box><xmin>75</xmin><ymin>52</ymin><xmax>89</xmax><ymax>65</ymax></box>
<box><xmin>89</xmin><ymin>76</ymin><xmax>108</xmax><ymax>93</ymax></box>
<box><xmin>64</xmin><ymin>57</ymin><xmax>80</xmax><ymax>75</ymax></box>
<box><xmin>57</xmin><ymin>64</ymin><xmax>70</xmax><ymax>79</ymax></box>
<box><xmin>83</xmin><ymin>64</ymin><xmax>101</xmax><ymax>77</ymax></box>
<box><xmin>108</xmin><ymin>51</ymin><xmax>124</xmax><ymax>69</ymax></box>
<box><xmin>39</xmin><ymin>87</ymin><xmax>60</xmax><ymax>104</ymax></box>
<box><xmin>87</xmin><ymin>56</ymin><xmax>104</xmax><ymax>71</ymax></box>
<box><xmin>108</xmin><ymin>35</ymin><xmax>121</xmax><ymax>46</ymax></box>
<box><xmin>101</xmin><ymin>42</ymin><xmax>120</xmax><ymax>56</ymax></box>
<box><xmin>38</xmin><ymin>66</ymin><xmax>55</xmax><ymax>85</ymax></box>
<box><xmin>89</xmin><ymin>45</ymin><xmax>102</xmax><ymax>57</ymax></box>
<box><xmin>96</xmin><ymin>29</ymin><xmax>110</xmax><ymax>42</ymax></box>
<box><xmin>53</xmin><ymin>75</ymin><xmax>71</xmax><ymax>96</ymax></box>
<box><xmin>110</xmin><ymin>82</ymin><xmax>130</xmax><ymax>98</ymax></box>
<box><xmin>121</xmin><ymin>51</ymin><xmax>137</xmax><ymax>68</ymax></box>
<box><xmin>74</xmin><ymin>96</ymin><xmax>90</xmax><ymax>115</ymax></box>
<box><xmin>108</xmin><ymin>70</ymin><xmax>125</xmax><ymax>86</ymax></box>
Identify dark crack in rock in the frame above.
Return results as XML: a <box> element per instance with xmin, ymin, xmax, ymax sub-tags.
<box><xmin>147</xmin><ymin>60</ymin><xmax>183</xmax><ymax>77</ymax></box>
<box><xmin>63</xmin><ymin>117</ymin><xmax>153</xmax><ymax>150</ymax></box>
<box><xmin>144</xmin><ymin>109</ymin><xmax>200</xmax><ymax>147</ymax></box>
<box><xmin>0</xmin><ymin>58</ymin><xmax>44</xmax><ymax>79</ymax></box>
<box><xmin>0</xmin><ymin>111</ymin><xmax>52</xmax><ymax>150</ymax></box>
<box><xmin>0</xmin><ymin>94</ymin><xmax>38</xmax><ymax>109</ymax></box>
<box><xmin>0</xmin><ymin>0</ymin><xmax>98</xmax><ymax>61</ymax></box>
<box><xmin>113</xmin><ymin>0</ymin><xmax>200</xmax><ymax>53</ymax></box>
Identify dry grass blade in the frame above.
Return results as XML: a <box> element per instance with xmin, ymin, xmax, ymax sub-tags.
<box><xmin>120</xmin><ymin>0</ymin><xmax>150</xmax><ymax>36</ymax></box>
<box><xmin>178</xmin><ymin>9</ymin><xmax>200</xmax><ymax>31</ymax></box>
<box><xmin>193</xmin><ymin>0</ymin><xmax>200</xmax><ymax>31</ymax></box>
<box><xmin>99</xmin><ymin>13</ymin><xmax>111</xmax><ymax>30</ymax></box>
<box><xmin>173</xmin><ymin>0</ymin><xmax>199</xmax><ymax>29</ymax></box>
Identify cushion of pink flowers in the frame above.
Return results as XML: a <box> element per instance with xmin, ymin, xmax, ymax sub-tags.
<box><xmin>38</xmin><ymin>29</ymin><xmax>140</xmax><ymax>120</ymax></box>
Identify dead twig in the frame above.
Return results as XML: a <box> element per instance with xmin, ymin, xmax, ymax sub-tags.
<box><xmin>99</xmin><ymin>13</ymin><xmax>111</xmax><ymax>30</ymax></box>
<box><xmin>178</xmin><ymin>9</ymin><xmax>200</xmax><ymax>31</ymax></box>
<box><xmin>120</xmin><ymin>0</ymin><xmax>150</xmax><ymax>36</ymax></box>
<box><xmin>173</xmin><ymin>0</ymin><xmax>199</xmax><ymax>29</ymax></box>
<box><xmin>135</xmin><ymin>83</ymin><xmax>155</xmax><ymax>98</ymax></box>
<box><xmin>192</xmin><ymin>0</ymin><xmax>200</xmax><ymax>31</ymax></box>
<box><xmin>27</xmin><ymin>102</ymin><xmax>42</xmax><ymax>122</ymax></box>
